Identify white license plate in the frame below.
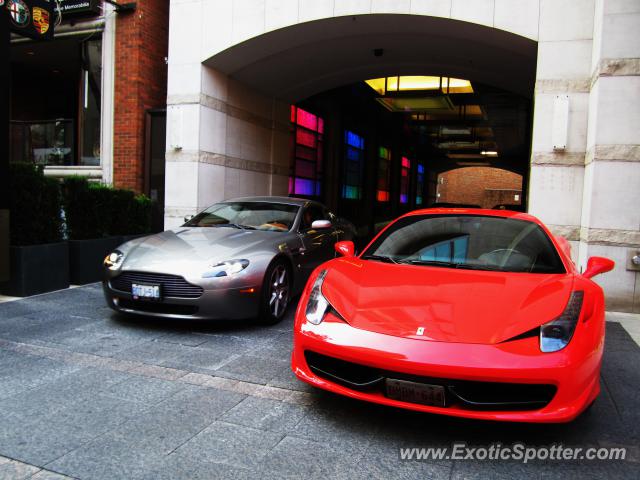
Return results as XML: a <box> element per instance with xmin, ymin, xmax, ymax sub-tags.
<box><xmin>132</xmin><ymin>283</ymin><xmax>161</xmax><ymax>300</ymax></box>
<box><xmin>385</xmin><ymin>378</ymin><xmax>446</xmax><ymax>407</ymax></box>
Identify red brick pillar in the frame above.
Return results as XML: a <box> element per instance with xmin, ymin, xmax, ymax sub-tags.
<box><xmin>112</xmin><ymin>0</ymin><xmax>169</xmax><ymax>193</ymax></box>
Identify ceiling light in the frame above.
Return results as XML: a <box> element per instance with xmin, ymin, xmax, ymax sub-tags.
<box><xmin>481</xmin><ymin>151</ymin><xmax>498</xmax><ymax>156</ymax></box>
<box><xmin>365</xmin><ymin>76</ymin><xmax>474</xmax><ymax>95</ymax></box>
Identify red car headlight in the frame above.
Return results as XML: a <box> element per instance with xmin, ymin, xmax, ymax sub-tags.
<box><xmin>305</xmin><ymin>270</ymin><xmax>329</xmax><ymax>325</ymax></box>
<box><xmin>539</xmin><ymin>291</ymin><xmax>584</xmax><ymax>353</ymax></box>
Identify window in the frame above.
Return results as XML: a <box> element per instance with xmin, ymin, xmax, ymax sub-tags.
<box><xmin>416</xmin><ymin>163</ymin><xmax>425</xmax><ymax>205</ymax></box>
<box><xmin>377</xmin><ymin>146</ymin><xmax>391</xmax><ymax>202</ymax></box>
<box><xmin>400</xmin><ymin>156</ymin><xmax>411</xmax><ymax>204</ymax></box>
<box><xmin>289</xmin><ymin>106</ymin><xmax>323</xmax><ymax>197</ymax></box>
<box><xmin>9</xmin><ymin>36</ymin><xmax>102</xmax><ymax>166</ymax></box>
<box><xmin>362</xmin><ymin>215</ymin><xmax>565</xmax><ymax>273</ymax></box>
<box><xmin>300</xmin><ymin>204</ymin><xmax>328</xmax><ymax>230</ymax></box>
<box><xmin>184</xmin><ymin>201</ymin><xmax>299</xmax><ymax>232</ymax></box>
<box><xmin>342</xmin><ymin>130</ymin><xmax>365</xmax><ymax>200</ymax></box>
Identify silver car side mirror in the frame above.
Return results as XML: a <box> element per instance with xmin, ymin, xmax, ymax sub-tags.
<box><xmin>311</xmin><ymin>220</ymin><xmax>332</xmax><ymax>229</ymax></box>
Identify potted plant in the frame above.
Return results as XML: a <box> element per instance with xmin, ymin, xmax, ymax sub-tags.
<box><xmin>0</xmin><ymin>163</ymin><xmax>68</xmax><ymax>296</ymax></box>
<box><xmin>62</xmin><ymin>177</ymin><xmax>153</xmax><ymax>285</ymax></box>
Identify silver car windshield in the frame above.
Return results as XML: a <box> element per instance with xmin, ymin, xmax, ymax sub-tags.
<box><xmin>362</xmin><ymin>215</ymin><xmax>565</xmax><ymax>273</ymax></box>
<box><xmin>184</xmin><ymin>202</ymin><xmax>300</xmax><ymax>232</ymax></box>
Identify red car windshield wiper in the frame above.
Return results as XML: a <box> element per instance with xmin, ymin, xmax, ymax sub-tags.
<box><xmin>361</xmin><ymin>254</ymin><xmax>399</xmax><ymax>264</ymax></box>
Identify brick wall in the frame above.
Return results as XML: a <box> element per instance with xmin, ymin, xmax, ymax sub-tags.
<box><xmin>113</xmin><ymin>0</ymin><xmax>169</xmax><ymax>192</ymax></box>
<box><xmin>437</xmin><ymin>167</ymin><xmax>522</xmax><ymax>208</ymax></box>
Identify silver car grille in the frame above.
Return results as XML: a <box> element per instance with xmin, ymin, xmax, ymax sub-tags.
<box><xmin>110</xmin><ymin>271</ymin><xmax>204</xmax><ymax>299</ymax></box>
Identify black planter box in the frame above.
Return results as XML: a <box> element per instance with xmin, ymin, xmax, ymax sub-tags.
<box><xmin>0</xmin><ymin>242</ymin><xmax>69</xmax><ymax>297</ymax></box>
<box><xmin>69</xmin><ymin>236</ymin><xmax>124</xmax><ymax>285</ymax></box>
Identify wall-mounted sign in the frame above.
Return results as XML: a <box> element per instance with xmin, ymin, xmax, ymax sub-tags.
<box><xmin>5</xmin><ymin>0</ymin><xmax>54</xmax><ymax>40</ymax></box>
<box><xmin>57</xmin><ymin>0</ymin><xmax>100</xmax><ymax>16</ymax></box>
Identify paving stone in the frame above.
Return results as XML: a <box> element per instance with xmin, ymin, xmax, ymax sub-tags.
<box><xmin>159</xmin><ymin>345</ymin><xmax>238</xmax><ymax>373</ymax></box>
<box><xmin>0</xmin><ymin>458</ymin><xmax>41</xmax><ymax>480</ymax></box>
<box><xmin>109</xmin><ymin>339</ymin><xmax>184</xmax><ymax>364</ymax></box>
<box><xmin>132</xmin><ymin>453</ymin><xmax>255</xmax><ymax>480</ymax></box>
<box><xmin>154</xmin><ymin>331</ymin><xmax>210</xmax><ymax>347</ymax></box>
<box><xmin>335</xmin><ymin>441</ymin><xmax>453</xmax><ymax>480</ymax></box>
<box><xmin>174</xmin><ymin>421</ymin><xmax>284</xmax><ymax>470</ymax></box>
<box><xmin>260</xmin><ymin>435</ymin><xmax>357</xmax><ymax>479</ymax></box>
<box><xmin>100</xmin><ymin>374</ymin><xmax>186</xmax><ymax>405</ymax></box>
<box><xmin>291</xmin><ymin>401</ymin><xmax>383</xmax><ymax>455</ymax></box>
<box><xmin>214</xmin><ymin>354</ymin><xmax>289</xmax><ymax>384</ymax></box>
<box><xmin>43</xmin><ymin>329</ymin><xmax>145</xmax><ymax>356</ymax></box>
<box><xmin>47</xmin><ymin>435</ymin><xmax>168</xmax><ymax>480</ymax></box>
<box><xmin>152</xmin><ymin>384</ymin><xmax>246</xmax><ymax>424</ymax></box>
<box><xmin>267</xmin><ymin>363</ymin><xmax>311</xmax><ymax>391</ymax></box>
<box><xmin>221</xmin><ymin>395</ymin><xmax>308</xmax><ymax>433</ymax></box>
<box><xmin>30</xmin><ymin>470</ymin><xmax>74</xmax><ymax>480</ymax></box>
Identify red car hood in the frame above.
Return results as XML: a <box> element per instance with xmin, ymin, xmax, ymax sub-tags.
<box><xmin>321</xmin><ymin>258</ymin><xmax>574</xmax><ymax>345</ymax></box>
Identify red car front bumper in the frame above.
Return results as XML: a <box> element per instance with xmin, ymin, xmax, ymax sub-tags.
<box><xmin>292</xmin><ymin>315</ymin><xmax>603</xmax><ymax>423</ymax></box>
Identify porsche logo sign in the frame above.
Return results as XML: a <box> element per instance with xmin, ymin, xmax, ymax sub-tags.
<box><xmin>3</xmin><ymin>0</ymin><xmax>55</xmax><ymax>40</ymax></box>
<box><xmin>32</xmin><ymin>5</ymin><xmax>49</xmax><ymax>34</ymax></box>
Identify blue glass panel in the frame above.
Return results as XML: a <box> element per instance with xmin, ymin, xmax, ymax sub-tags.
<box><xmin>435</xmin><ymin>243</ymin><xmax>451</xmax><ymax>261</ymax></box>
<box><xmin>453</xmin><ymin>236</ymin><xmax>468</xmax><ymax>262</ymax></box>
<box><xmin>342</xmin><ymin>185</ymin><xmax>360</xmax><ymax>199</ymax></box>
<box><xmin>417</xmin><ymin>164</ymin><xmax>425</xmax><ymax>174</ymax></box>
<box><xmin>295</xmin><ymin>178</ymin><xmax>315</xmax><ymax>195</ymax></box>
<box><xmin>400</xmin><ymin>193</ymin><xmax>408</xmax><ymax>204</ymax></box>
<box><xmin>346</xmin><ymin>146</ymin><xmax>362</xmax><ymax>161</ymax></box>
<box><xmin>345</xmin><ymin>130</ymin><xmax>364</xmax><ymax>149</ymax></box>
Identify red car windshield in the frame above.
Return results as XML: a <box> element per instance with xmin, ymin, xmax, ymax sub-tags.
<box><xmin>362</xmin><ymin>215</ymin><xmax>566</xmax><ymax>274</ymax></box>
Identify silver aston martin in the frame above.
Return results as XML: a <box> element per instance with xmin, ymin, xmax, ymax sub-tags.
<box><xmin>102</xmin><ymin>196</ymin><xmax>355</xmax><ymax>323</ymax></box>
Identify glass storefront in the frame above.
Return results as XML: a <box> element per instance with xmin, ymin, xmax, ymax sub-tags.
<box><xmin>10</xmin><ymin>35</ymin><xmax>102</xmax><ymax>167</ymax></box>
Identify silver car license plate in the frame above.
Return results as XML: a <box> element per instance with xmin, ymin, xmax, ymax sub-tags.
<box><xmin>132</xmin><ymin>283</ymin><xmax>161</xmax><ymax>300</ymax></box>
<box><xmin>385</xmin><ymin>378</ymin><xmax>446</xmax><ymax>407</ymax></box>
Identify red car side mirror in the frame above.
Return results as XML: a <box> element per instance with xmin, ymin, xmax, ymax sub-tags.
<box><xmin>335</xmin><ymin>241</ymin><xmax>355</xmax><ymax>257</ymax></box>
<box><xmin>583</xmin><ymin>256</ymin><xmax>615</xmax><ymax>279</ymax></box>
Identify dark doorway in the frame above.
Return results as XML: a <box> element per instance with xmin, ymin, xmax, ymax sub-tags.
<box><xmin>145</xmin><ymin>109</ymin><xmax>166</xmax><ymax>233</ymax></box>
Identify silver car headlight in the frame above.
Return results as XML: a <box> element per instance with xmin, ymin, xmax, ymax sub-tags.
<box><xmin>539</xmin><ymin>291</ymin><xmax>584</xmax><ymax>353</ymax></box>
<box><xmin>305</xmin><ymin>270</ymin><xmax>330</xmax><ymax>325</ymax></box>
<box><xmin>103</xmin><ymin>250</ymin><xmax>124</xmax><ymax>270</ymax></box>
<box><xmin>202</xmin><ymin>259</ymin><xmax>250</xmax><ymax>278</ymax></box>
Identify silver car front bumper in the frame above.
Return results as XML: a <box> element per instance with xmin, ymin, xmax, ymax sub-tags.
<box><xmin>102</xmin><ymin>272</ymin><xmax>262</xmax><ymax>320</ymax></box>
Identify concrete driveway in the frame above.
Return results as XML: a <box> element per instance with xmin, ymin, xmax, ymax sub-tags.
<box><xmin>0</xmin><ymin>284</ymin><xmax>638</xmax><ymax>479</ymax></box>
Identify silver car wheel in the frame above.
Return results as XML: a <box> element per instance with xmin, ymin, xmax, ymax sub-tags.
<box><xmin>268</xmin><ymin>264</ymin><xmax>290</xmax><ymax>318</ymax></box>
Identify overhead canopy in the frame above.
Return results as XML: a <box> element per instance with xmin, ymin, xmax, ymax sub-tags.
<box><xmin>203</xmin><ymin>14</ymin><xmax>537</xmax><ymax>102</ymax></box>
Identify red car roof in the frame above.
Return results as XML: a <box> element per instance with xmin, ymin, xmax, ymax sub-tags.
<box><xmin>402</xmin><ymin>208</ymin><xmax>543</xmax><ymax>225</ymax></box>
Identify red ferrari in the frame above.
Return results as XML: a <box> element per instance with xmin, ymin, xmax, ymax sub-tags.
<box><xmin>291</xmin><ymin>209</ymin><xmax>614</xmax><ymax>423</ymax></box>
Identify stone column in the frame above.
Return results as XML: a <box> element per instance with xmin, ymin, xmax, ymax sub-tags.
<box><xmin>528</xmin><ymin>0</ymin><xmax>595</xmax><ymax>265</ymax></box>
<box><xmin>579</xmin><ymin>0</ymin><xmax>640</xmax><ymax>312</ymax></box>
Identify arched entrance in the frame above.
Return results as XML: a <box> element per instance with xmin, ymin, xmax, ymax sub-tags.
<box><xmin>196</xmin><ymin>14</ymin><xmax>536</xmax><ymax>241</ymax></box>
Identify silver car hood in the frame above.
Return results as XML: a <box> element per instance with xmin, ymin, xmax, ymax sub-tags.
<box><xmin>120</xmin><ymin>227</ymin><xmax>290</xmax><ymax>274</ymax></box>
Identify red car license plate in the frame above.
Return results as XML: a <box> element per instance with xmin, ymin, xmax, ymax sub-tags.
<box><xmin>385</xmin><ymin>378</ymin><xmax>446</xmax><ymax>407</ymax></box>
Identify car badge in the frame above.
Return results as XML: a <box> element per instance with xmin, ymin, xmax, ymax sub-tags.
<box><xmin>416</xmin><ymin>327</ymin><xmax>425</xmax><ymax>335</ymax></box>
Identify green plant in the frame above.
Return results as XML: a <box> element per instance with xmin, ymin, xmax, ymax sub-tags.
<box><xmin>9</xmin><ymin>163</ymin><xmax>63</xmax><ymax>246</ymax></box>
<box><xmin>130</xmin><ymin>194</ymin><xmax>153</xmax><ymax>234</ymax></box>
<box><xmin>62</xmin><ymin>176</ymin><xmax>111</xmax><ymax>240</ymax></box>
<box><xmin>62</xmin><ymin>176</ymin><xmax>153</xmax><ymax>239</ymax></box>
